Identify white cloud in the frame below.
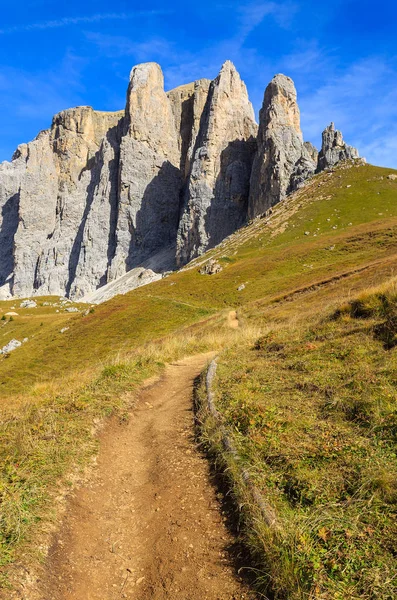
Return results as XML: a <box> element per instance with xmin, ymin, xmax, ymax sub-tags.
<box><xmin>0</xmin><ymin>10</ymin><xmax>171</xmax><ymax>35</ymax></box>
<box><xmin>85</xmin><ymin>33</ymin><xmax>176</xmax><ymax>63</ymax></box>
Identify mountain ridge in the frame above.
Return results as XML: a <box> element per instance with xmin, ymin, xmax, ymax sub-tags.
<box><xmin>0</xmin><ymin>60</ymin><xmax>361</xmax><ymax>301</ymax></box>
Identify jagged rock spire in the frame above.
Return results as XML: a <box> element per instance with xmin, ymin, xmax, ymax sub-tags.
<box><xmin>108</xmin><ymin>62</ymin><xmax>182</xmax><ymax>283</ymax></box>
<box><xmin>317</xmin><ymin>122</ymin><xmax>360</xmax><ymax>171</ymax></box>
<box><xmin>176</xmin><ymin>61</ymin><xmax>257</xmax><ymax>265</ymax></box>
<box><xmin>248</xmin><ymin>74</ymin><xmax>316</xmax><ymax>219</ymax></box>
<box><xmin>0</xmin><ymin>61</ymin><xmax>364</xmax><ymax>301</ymax></box>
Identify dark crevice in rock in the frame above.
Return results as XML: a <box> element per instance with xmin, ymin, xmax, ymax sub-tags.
<box><xmin>203</xmin><ymin>137</ymin><xmax>257</xmax><ymax>251</ymax></box>
<box><xmin>104</xmin><ymin>121</ymin><xmax>124</xmax><ymax>284</ymax></box>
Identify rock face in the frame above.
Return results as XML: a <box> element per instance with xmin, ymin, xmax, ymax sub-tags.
<box><xmin>108</xmin><ymin>63</ymin><xmax>182</xmax><ymax>284</ymax></box>
<box><xmin>167</xmin><ymin>79</ymin><xmax>211</xmax><ymax>178</ymax></box>
<box><xmin>317</xmin><ymin>123</ymin><xmax>359</xmax><ymax>172</ymax></box>
<box><xmin>248</xmin><ymin>74</ymin><xmax>316</xmax><ymax>219</ymax></box>
<box><xmin>176</xmin><ymin>61</ymin><xmax>257</xmax><ymax>265</ymax></box>
<box><xmin>0</xmin><ymin>62</ymin><xmax>363</xmax><ymax>301</ymax></box>
<box><xmin>0</xmin><ymin>107</ymin><xmax>123</xmax><ymax>299</ymax></box>
<box><xmin>0</xmin><ymin>154</ymin><xmax>24</xmax><ymax>294</ymax></box>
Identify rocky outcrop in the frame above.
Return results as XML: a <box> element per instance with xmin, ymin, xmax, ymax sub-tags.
<box><xmin>176</xmin><ymin>61</ymin><xmax>257</xmax><ymax>265</ymax></box>
<box><xmin>248</xmin><ymin>74</ymin><xmax>316</xmax><ymax>219</ymax></box>
<box><xmin>1</xmin><ymin>108</ymin><xmax>123</xmax><ymax>299</ymax></box>
<box><xmin>167</xmin><ymin>79</ymin><xmax>211</xmax><ymax>178</ymax></box>
<box><xmin>304</xmin><ymin>141</ymin><xmax>319</xmax><ymax>164</ymax></box>
<box><xmin>317</xmin><ymin>122</ymin><xmax>359</xmax><ymax>172</ymax></box>
<box><xmin>0</xmin><ymin>62</ymin><xmax>363</xmax><ymax>301</ymax></box>
<box><xmin>108</xmin><ymin>63</ymin><xmax>182</xmax><ymax>283</ymax></box>
<box><xmin>199</xmin><ymin>259</ymin><xmax>223</xmax><ymax>275</ymax></box>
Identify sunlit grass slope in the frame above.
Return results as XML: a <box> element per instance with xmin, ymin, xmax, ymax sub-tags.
<box><xmin>1</xmin><ymin>162</ymin><xmax>397</xmax><ymax>397</ymax></box>
<box><xmin>0</xmin><ymin>161</ymin><xmax>396</xmax><ymax>594</ymax></box>
<box><xmin>201</xmin><ymin>279</ymin><xmax>397</xmax><ymax>600</ymax></box>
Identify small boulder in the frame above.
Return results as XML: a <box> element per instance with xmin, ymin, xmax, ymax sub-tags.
<box><xmin>0</xmin><ymin>339</ymin><xmax>22</xmax><ymax>354</ymax></box>
<box><xmin>387</xmin><ymin>174</ymin><xmax>397</xmax><ymax>181</ymax></box>
<box><xmin>237</xmin><ymin>284</ymin><xmax>246</xmax><ymax>291</ymax></box>
<box><xmin>199</xmin><ymin>259</ymin><xmax>223</xmax><ymax>275</ymax></box>
<box><xmin>20</xmin><ymin>299</ymin><xmax>37</xmax><ymax>309</ymax></box>
<box><xmin>65</xmin><ymin>307</ymin><xmax>79</xmax><ymax>313</ymax></box>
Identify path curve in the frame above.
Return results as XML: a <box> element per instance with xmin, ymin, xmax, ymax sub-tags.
<box><xmin>39</xmin><ymin>353</ymin><xmax>255</xmax><ymax>599</ymax></box>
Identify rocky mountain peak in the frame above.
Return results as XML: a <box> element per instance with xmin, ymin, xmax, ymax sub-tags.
<box><xmin>218</xmin><ymin>59</ymin><xmax>237</xmax><ymax>76</ymax></box>
<box><xmin>317</xmin><ymin>122</ymin><xmax>360</xmax><ymax>171</ymax></box>
<box><xmin>0</xmin><ymin>61</ymin><xmax>364</xmax><ymax>301</ymax></box>
<box><xmin>264</xmin><ymin>74</ymin><xmax>302</xmax><ymax>135</ymax></box>
<box><xmin>176</xmin><ymin>62</ymin><xmax>257</xmax><ymax>265</ymax></box>
<box><xmin>129</xmin><ymin>61</ymin><xmax>163</xmax><ymax>88</ymax></box>
<box><xmin>248</xmin><ymin>72</ymin><xmax>313</xmax><ymax>218</ymax></box>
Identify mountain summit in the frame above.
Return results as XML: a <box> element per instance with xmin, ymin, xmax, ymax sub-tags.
<box><xmin>0</xmin><ymin>61</ymin><xmax>361</xmax><ymax>300</ymax></box>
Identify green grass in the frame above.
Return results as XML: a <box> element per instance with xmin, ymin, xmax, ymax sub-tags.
<box><xmin>2</xmin><ymin>163</ymin><xmax>397</xmax><ymax>397</ymax></box>
<box><xmin>1</xmin><ymin>161</ymin><xmax>397</xmax><ymax>592</ymax></box>
<box><xmin>199</xmin><ymin>284</ymin><xmax>397</xmax><ymax>599</ymax></box>
<box><xmin>0</xmin><ymin>295</ymin><xmax>213</xmax><ymax>395</ymax></box>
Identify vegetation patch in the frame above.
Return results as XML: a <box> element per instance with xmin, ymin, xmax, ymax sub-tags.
<box><xmin>198</xmin><ymin>284</ymin><xmax>397</xmax><ymax>599</ymax></box>
<box><xmin>1</xmin><ymin>163</ymin><xmax>397</xmax><ymax>593</ymax></box>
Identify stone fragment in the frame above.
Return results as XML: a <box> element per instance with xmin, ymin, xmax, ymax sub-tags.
<box><xmin>0</xmin><ymin>339</ymin><xmax>22</xmax><ymax>354</ymax></box>
<box><xmin>20</xmin><ymin>300</ymin><xmax>37</xmax><ymax>308</ymax></box>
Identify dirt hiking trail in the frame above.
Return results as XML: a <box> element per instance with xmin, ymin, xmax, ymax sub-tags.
<box><xmin>39</xmin><ymin>353</ymin><xmax>256</xmax><ymax>600</ymax></box>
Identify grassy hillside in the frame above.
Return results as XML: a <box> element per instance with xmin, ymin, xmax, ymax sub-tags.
<box><xmin>200</xmin><ymin>282</ymin><xmax>397</xmax><ymax>599</ymax></box>
<box><xmin>1</xmin><ymin>162</ymin><xmax>397</xmax><ymax>398</ymax></box>
<box><xmin>0</xmin><ymin>161</ymin><xmax>397</xmax><ymax>594</ymax></box>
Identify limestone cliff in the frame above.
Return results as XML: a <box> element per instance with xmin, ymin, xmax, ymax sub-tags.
<box><xmin>248</xmin><ymin>74</ymin><xmax>316</xmax><ymax>219</ymax></box>
<box><xmin>108</xmin><ymin>63</ymin><xmax>182</xmax><ymax>284</ymax></box>
<box><xmin>0</xmin><ymin>62</ymin><xmax>361</xmax><ymax>301</ymax></box>
<box><xmin>176</xmin><ymin>61</ymin><xmax>257</xmax><ymax>265</ymax></box>
<box><xmin>317</xmin><ymin>122</ymin><xmax>360</xmax><ymax>172</ymax></box>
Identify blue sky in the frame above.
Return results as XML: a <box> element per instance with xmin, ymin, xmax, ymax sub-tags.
<box><xmin>0</xmin><ymin>0</ymin><xmax>396</xmax><ymax>167</ymax></box>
